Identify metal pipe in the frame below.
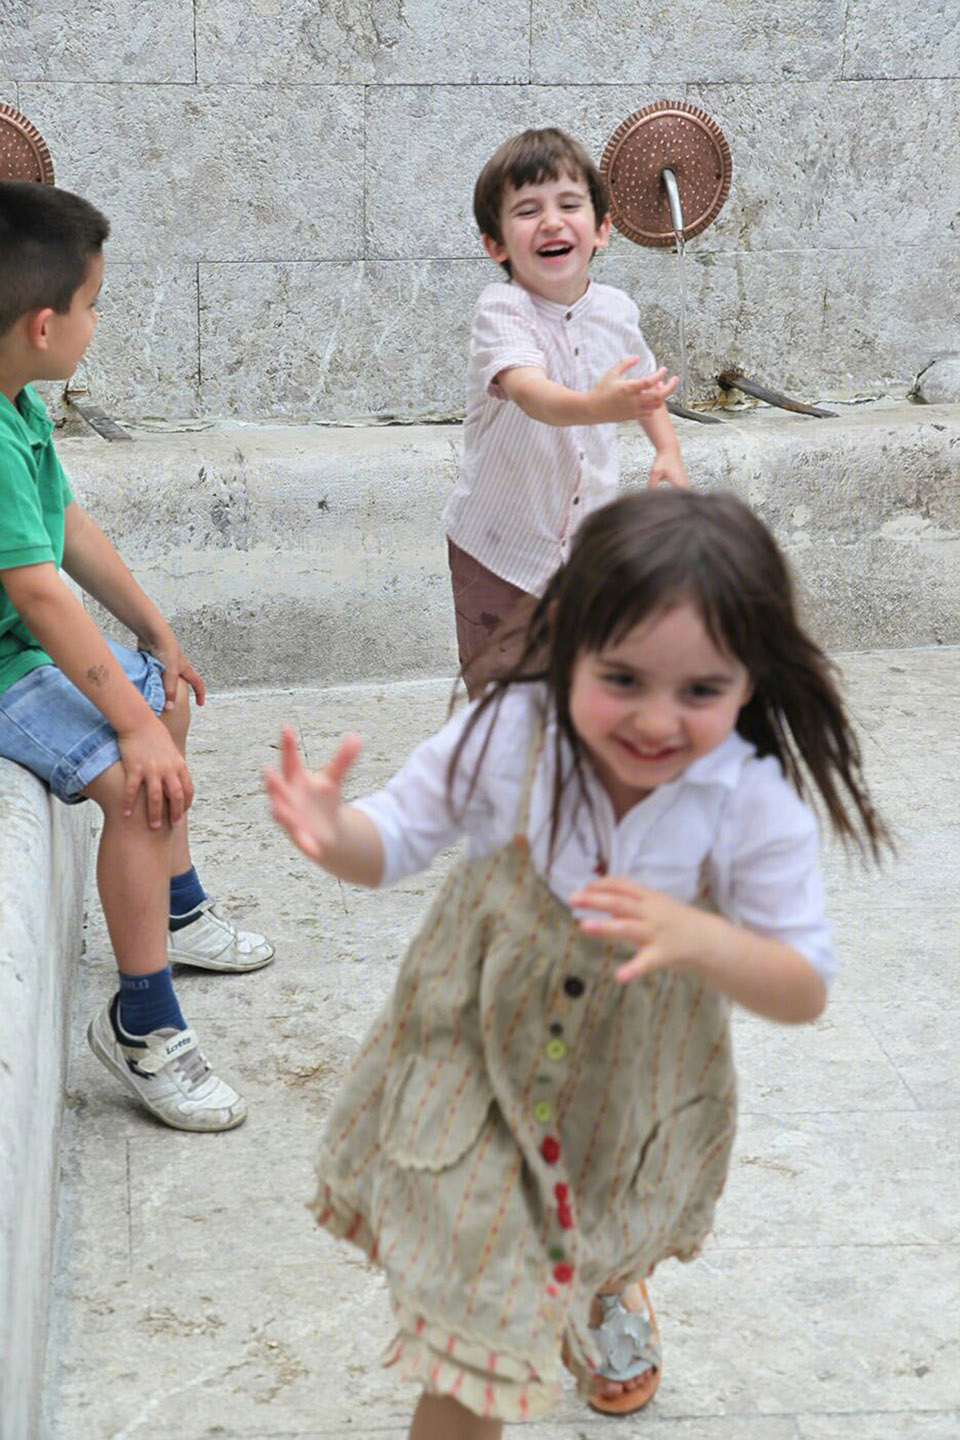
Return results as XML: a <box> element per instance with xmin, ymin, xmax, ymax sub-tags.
<box><xmin>667</xmin><ymin>400</ymin><xmax>723</xmax><ymax>425</ymax></box>
<box><xmin>661</xmin><ymin>168</ymin><xmax>685</xmax><ymax>239</ymax></box>
<box><xmin>64</xmin><ymin>387</ymin><xmax>134</xmax><ymax>441</ymax></box>
<box><xmin>717</xmin><ymin>370</ymin><xmax>837</xmax><ymax>418</ymax></box>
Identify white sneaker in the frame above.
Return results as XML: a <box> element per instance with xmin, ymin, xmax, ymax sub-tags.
<box><xmin>168</xmin><ymin>900</ymin><xmax>275</xmax><ymax>972</ymax></box>
<box><xmin>88</xmin><ymin>995</ymin><xmax>247</xmax><ymax>1132</ymax></box>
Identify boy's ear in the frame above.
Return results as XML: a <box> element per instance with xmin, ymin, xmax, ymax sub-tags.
<box><xmin>481</xmin><ymin>232</ymin><xmax>509</xmax><ymax>266</ymax></box>
<box><xmin>24</xmin><ymin>308</ymin><xmax>57</xmax><ymax>352</ymax></box>
<box><xmin>593</xmin><ymin>213</ymin><xmax>612</xmax><ymax>250</ymax></box>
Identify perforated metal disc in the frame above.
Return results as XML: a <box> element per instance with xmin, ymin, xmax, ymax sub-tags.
<box><xmin>601</xmin><ymin>101</ymin><xmax>731</xmax><ymax>247</ymax></box>
<box><xmin>0</xmin><ymin>104</ymin><xmax>55</xmax><ymax>184</ymax></box>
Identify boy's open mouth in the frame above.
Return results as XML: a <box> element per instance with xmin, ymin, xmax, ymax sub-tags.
<box><xmin>537</xmin><ymin>242</ymin><xmax>573</xmax><ymax>257</ymax></box>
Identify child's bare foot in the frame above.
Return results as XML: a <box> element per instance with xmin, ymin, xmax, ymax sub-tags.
<box><xmin>587</xmin><ymin>1280</ymin><xmax>661</xmax><ymax>1414</ymax></box>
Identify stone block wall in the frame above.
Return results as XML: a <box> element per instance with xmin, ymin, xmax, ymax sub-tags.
<box><xmin>2</xmin><ymin>1</ymin><xmax>957</xmax><ymax>420</ymax></box>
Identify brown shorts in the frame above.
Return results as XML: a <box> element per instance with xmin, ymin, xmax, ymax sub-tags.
<box><xmin>447</xmin><ymin>539</ymin><xmax>534</xmax><ymax>699</ymax></box>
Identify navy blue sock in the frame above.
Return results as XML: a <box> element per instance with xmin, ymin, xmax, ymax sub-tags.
<box><xmin>118</xmin><ymin>966</ymin><xmax>186</xmax><ymax>1035</ymax></box>
<box><xmin>169</xmin><ymin>866</ymin><xmax>207</xmax><ymax>932</ymax></box>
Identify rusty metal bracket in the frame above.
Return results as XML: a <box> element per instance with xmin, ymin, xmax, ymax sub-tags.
<box><xmin>717</xmin><ymin>370</ymin><xmax>837</xmax><ymax>418</ymax></box>
<box><xmin>64</xmin><ymin>388</ymin><xmax>134</xmax><ymax>442</ymax></box>
<box><xmin>666</xmin><ymin>400</ymin><xmax>723</xmax><ymax>425</ymax></box>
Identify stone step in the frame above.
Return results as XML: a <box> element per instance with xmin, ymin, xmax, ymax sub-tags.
<box><xmin>57</xmin><ymin>402</ymin><xmax>960</xmax><ymax>691</ymax></box>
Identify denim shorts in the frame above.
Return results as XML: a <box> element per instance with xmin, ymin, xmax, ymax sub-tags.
<box><xmin>0</xmin><ymin>638</ymin><xmax>166</xmax><ymax>803</ymax></box>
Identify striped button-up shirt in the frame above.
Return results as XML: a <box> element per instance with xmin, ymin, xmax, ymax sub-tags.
<box><xmin>444</xmin><ymin>279</ymin><xmax>656</xmax><ymax>594</ymax></box>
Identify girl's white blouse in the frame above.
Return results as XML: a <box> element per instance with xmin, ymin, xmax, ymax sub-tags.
<box><xmin>354</xmin><ymin>685</ymin><xmax>837</xmax><ymax>987</ymax></box>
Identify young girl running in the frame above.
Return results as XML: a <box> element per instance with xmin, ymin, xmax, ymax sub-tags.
<box><xmin>266</xmin><ymin>490</ymin><xmax>886</xmax><ymax>1438</ymax></box>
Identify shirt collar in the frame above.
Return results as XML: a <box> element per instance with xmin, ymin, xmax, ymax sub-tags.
<box><xmin>0</xmin><ymin>384</ymin><xmax>54</xmax><ymax>448</ymax></box>
<box><xmin>514</xmin><ymin>279</ymin><xmax>595</xmax><ymax>324</ymax></box>
<box><xmin>678</xmin><ymin>730</ymin><xmax>756</xmax><ymax>789</ymax></box>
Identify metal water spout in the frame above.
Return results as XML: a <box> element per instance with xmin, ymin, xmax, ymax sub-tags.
<box><xmin>660</xmin><ymin>167</ymin><xmax>685</xmax><ymax>241</ymax></box>
<box><xmin>601</xmin><ymin>102</ymin><xmax>733</xmax><ymax>420</ymax></box>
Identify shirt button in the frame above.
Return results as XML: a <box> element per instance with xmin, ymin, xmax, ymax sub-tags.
<box><xmin>565</xmin><ymin>310</ymin><xmax>572</xmax><ymax>321</ymax></box>
<box><xmin>541</xmin><ymin>1135</ymin><xmax>561</xmax><ymax>1163</ymax></box>
<box><xmin>574</xmin><ymin>346</ymin><xmax>580</xmax><ymax>355</ymax></box>
<box><xmin>533</xmin><ymin>1100</ymin><xmax>553</xmax><ymax>1124</ymax></box>
<box><xmin>549</xmin><ymin>1021</ymin><xmax>563</xmax><ymax>1036</ymax></box>
<box><xmin>545</xmin><ymin>1038</ymin><xmax>567</xmax><ymax>1062</ymax></box>
<box><xmin>553</xmin><ymin>1262</ymin><xmax>574</xmax><ymax>1284</ymax></box>
<box><xmin>563</xmin><ymin>976</ymin><xmax>585</xmax><ymax>998</ymax></box>
<box><xmin>572</xmin><ymin>496</ymin><xmax>579</xmax><ymax>505</ymax></box>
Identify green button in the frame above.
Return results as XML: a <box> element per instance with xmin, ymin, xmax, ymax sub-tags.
<box><xmin>533</xmin><ymin>1100</ymin><xmax>553</xmax><ymax>1123</ymax></box>
<box><xmin>548</xmin><ymin>1245</ymin><xmax>566</xmax><ymax>1262</ymax></box>
<box><xmin>545</xmin><ymin>1038</ymin><xmax>567</xmax><ymax>1062</ymax></box>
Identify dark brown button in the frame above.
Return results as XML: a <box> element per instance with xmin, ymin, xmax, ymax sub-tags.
<box><xmin>565</xmin><ymin>310</ymin><xmax>572</xmax><ymax>320</ymax></box>
<box><xmin>549</xmin><ymin>1021</ymin><xmax>563</xmax><ymax>1036</ymax></box>
<box><xmin>563</xmin><ymin>977</ymin><xmax>585</xmax><ymax>998</ymax></box>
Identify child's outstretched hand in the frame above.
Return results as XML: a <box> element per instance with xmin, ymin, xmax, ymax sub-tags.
<box><xmin>590</xmin><ymin>362</ymin><xmax>679</xmax><ymax>423</ymax></box>
<box><xmin>265</xmin><ymin>725</ymin><xmax>363</xmax><ymax>864</ymax></box>
<box><xmin>570</xmin><ymin>877</ymin><xmax>715</xmax><ymax>984</ymax></box>
<box><xmin>648</xmin><ymin>447</ymin><xmax>690</xmax><ymax>490</ymax></box>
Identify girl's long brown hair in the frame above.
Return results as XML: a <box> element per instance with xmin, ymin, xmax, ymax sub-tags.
<box><xmin>450</xmin><ymin>489</ymin><xmax>889</xmax><ymax>862</ymax></box>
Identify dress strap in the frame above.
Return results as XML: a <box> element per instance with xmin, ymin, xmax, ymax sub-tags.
<box><xmin>512</xmin><ymin>698</ymin><xmax>547</xmax><ymax>840</ymax></box>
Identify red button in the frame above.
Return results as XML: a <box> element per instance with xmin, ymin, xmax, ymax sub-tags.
<box><xmin>541</xmin><ymin>1136</ymin><xmax>560</xmax><ymax>1164</ymax></box>
<box><xmin>554</xmin><ymin>1182</ymin><xmax>569</xmax><ymax>1201</ymax></box>
<box><xmin>553</xmin><ymin>1262</ymin><xmax>574</xmax><ymax>1284</ymax></box>
<box><xmin>558</xmin><ymin>1203</ymin><xmax>573</xmax><ymax>1229</ymax></box>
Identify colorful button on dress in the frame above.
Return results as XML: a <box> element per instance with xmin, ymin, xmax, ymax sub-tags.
<box><xmin>312</xmin><ymin>715</ymin><xmax>737</xmax><ymax>1422</ymax></box>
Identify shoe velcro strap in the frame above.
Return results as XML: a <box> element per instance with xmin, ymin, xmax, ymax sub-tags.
<box><xmin>135</xmin><ymin>1027</ymin><xmax>199</xmax><ymax>1075</ymax></box>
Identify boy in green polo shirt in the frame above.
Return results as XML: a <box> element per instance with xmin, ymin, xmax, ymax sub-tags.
<box><xmin>0</xmin><ymin>181</ymin><xmax>273</xmax><ymax>1132</ymax></box>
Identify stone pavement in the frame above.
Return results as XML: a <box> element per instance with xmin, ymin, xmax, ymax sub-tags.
<box><xmin>42</xmin><ymin>647</ymin><xmax>959</xmax><ymax>1440</ymax></box>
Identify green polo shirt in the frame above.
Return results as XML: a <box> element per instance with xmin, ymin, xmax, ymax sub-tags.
<box><xmin>0</xmin><ymin>384</ymin><xmax>73</xmax><ymax>694</ymax></box>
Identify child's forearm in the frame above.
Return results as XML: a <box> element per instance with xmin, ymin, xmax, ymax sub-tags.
<box><xmin>639</xmin><ymin>403</ymin><xmax>680</xmax><ymax>457</ymax></box>
<box><xmin>321</xmin><ymin>806</ymin><xmax>386</xmax><ymax>888</ymax></box>
<box><xmin>498</xmin><ymin>366</ymin><xmax>600</xmax><ymax>426</ymax></box>
<box><xmin>62</xmin><ymin>503</ymin><xmax>172</xmax><ymax>649</ymax></box>
<box><xmin>692</xmin><ymin>913</ymin><xmax>827</xmax><ymax>1023</ymax></box>
<box><xmin>1</xmin><ymin>562</ymin><xmax>161</xmax><ymax>736</ymax></box>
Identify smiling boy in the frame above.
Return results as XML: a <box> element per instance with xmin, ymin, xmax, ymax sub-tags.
<box><xmin>444</xmin><ymin>128</ymin><xmax>687</xmax><ymax>695</ymax></box>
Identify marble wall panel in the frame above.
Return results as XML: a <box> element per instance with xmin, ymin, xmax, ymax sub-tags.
<box><xmin>196</xmin><ymin>0</ymin><xmax>528</xmax><ymax>84</ymax></box>
<box><xmin>17</xmin><ymin>83</ymin><xmax>364</xmax><ymax>263</ymax></box>
<box><xmin>843</xmin><ymin>1</ymin><xmax>959</xmax><ymax>79</ymax></box>
<box><xmin>688</xmin><ymin>80</ymin><xmax>960</xmax><ymax>251</ymax></box>
<box><xmin>602</xmin><ymin>241</ymin><xmax>960</xmax><ymax>403</ymax></box>
<box><xmin>198</xmin><ymin>258</ymin><xmax>487</xmax><ymax>419</ymax></box>
<box><xmin>61</xmin><ymin>264</ymin><xmax>200</xmax><ymax>419</ymax></box>
<box><xmin>365</xmin><ymin>84</ymin><xmax>678</xmax><ymax>258</ymax></box>
<box><xmin>0</xmin><ymin>2</ymin><xmax>195</xmax><ymax>82</ymax></box>
<box><xmin>531</xmin><ymin>0</ymin><xmax>847</xmax><ymax>85</ymax></box>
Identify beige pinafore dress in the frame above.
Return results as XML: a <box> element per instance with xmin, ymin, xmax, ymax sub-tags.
<box><xmin>312</xmin><ymin>711</ymin><xmax>737</xmax><ymax>1421</ymax></box>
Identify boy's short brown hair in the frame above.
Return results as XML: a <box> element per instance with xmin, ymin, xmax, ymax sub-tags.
<box><xmin>0</xmin><ymin>181</ymin><xmax>109</xmax><ymax>337</ymax></box>
<box><xmin>473</xmin><ymin>127</ymin><xmax>609</xmax><ymax>274</ymax></box>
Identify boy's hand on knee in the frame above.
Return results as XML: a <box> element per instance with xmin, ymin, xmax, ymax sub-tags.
<box><xmin>146</xmin><ymin>630</ymin><xmax>206</xmax><ymax>710</ymax></box>
<box><xmin>117</xmin><ymin>717</ymin><xmax>195</xmax><ymax>828</ymax></box>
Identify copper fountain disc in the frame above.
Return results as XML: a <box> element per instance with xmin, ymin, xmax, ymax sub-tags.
<box><xmin>0</xmin><ymin>104</ymin><xmax>55</xmax><ymax>184</ymax></box>
<box><xmin>601</xmin><ymin>101</ymin><xmax>731</xmax><ymax>247</ymax></box>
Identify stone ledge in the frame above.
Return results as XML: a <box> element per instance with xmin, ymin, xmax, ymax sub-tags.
<box><xmin>0</xmin><ymin>761</ymin><xmax>92</xmax><ymax>1440</ymax></box>
<box><xmin>57</xmin><ymin>400</ymin><xmax>960</xmax><ymax>689</ymax></box>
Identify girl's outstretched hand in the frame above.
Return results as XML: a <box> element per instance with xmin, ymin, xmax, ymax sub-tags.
<box><xmin>265</xmin><ymin>725</ymin><xmax>363</xmax><ymax>864</ymax></box>
<box><xmin>570</xmin><ymin>877</ymin><xmax>714</xmax><ymax>984</ymax></box>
